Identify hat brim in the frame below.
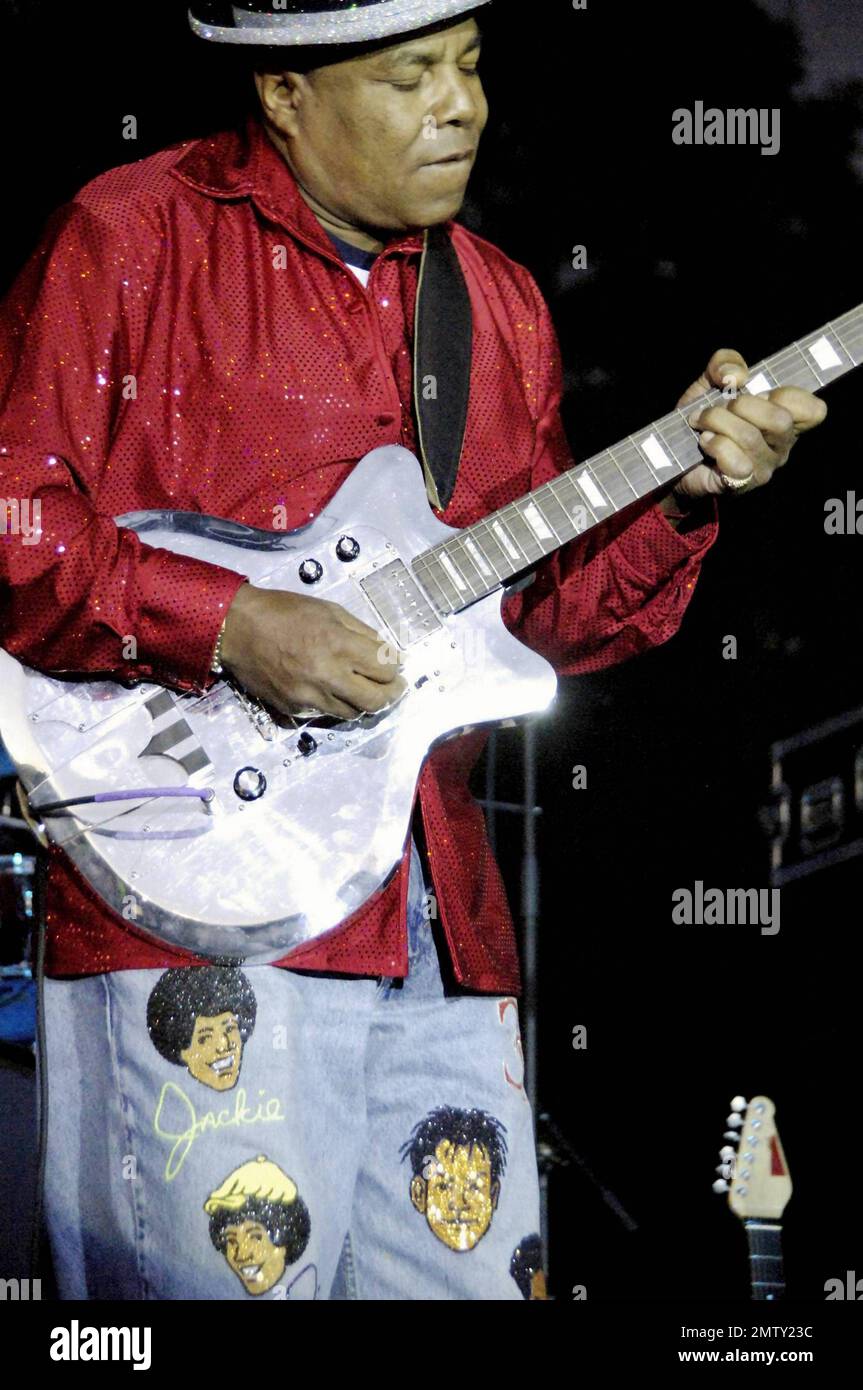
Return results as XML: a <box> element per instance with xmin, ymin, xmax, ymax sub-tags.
<box><xmin>188</xmin><ymin>0</ymin><xmax>492</xmax><ymax>46</ymax></box>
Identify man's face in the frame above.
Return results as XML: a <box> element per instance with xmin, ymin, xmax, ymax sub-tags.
<box><xmin>179</xmin><ymin>1011</ymin><xmax>243</xmax><ymax>1090</ymax></box>
<box><xmin>258</xmin><ymin>18</ymin><xmax>488</xmax><ymax>235</ymax></box>
<box><xmin>410</xmin><ymin>1138</ymin><xmax>499</xmax><ymax>1251</ymax></box>
<box><xmin>222</xmin><ymin>1219</ymin><xmax>286</xmax><ymax>1295</ymax></box>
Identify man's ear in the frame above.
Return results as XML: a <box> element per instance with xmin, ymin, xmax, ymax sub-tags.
<box><xmin>490</xmin><ymin>1180</ymin><xmax>500</xmax><ymax>1209</ymax></box>
<box><xmin>409</xmin><ymin>1177</ymin><xmax>427</xmax><ymax>1214</ymax></box>
<box><xmin>254</xmin><ymin>69</ymin><xmax>307</xmax><ymax>140</ymax></box>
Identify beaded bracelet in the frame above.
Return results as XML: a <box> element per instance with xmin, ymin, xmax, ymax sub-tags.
<box><xmin>210</xmin><ymin>618</ymin><xmax>228</xmax><ymax>677</ymax></box>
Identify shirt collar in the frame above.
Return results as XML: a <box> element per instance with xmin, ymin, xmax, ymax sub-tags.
<box><xmin>171</xmin><ymin>111</ymin><xmax>431</xmax><ymax>260</ymax></box>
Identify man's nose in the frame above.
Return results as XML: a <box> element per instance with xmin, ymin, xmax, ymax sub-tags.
<box><xmin>431</xmin><ymin>68</ymin><xmax>481</xmax><ymax>128</ymax></box>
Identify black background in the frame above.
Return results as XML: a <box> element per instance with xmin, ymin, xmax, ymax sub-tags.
<box><xmin>1</xmin><ymin>0</ymin><xmax>862</xmax><ymax>1304</ymax></box>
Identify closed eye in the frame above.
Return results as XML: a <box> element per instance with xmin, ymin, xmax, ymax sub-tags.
<box><xmin>389</xmin><ymin>66</ymin><xmax>480</xmax><ymax>91</ymax></box>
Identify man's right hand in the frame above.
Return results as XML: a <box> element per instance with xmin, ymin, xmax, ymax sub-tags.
<box><xmin>219</xmin><ymin>583</ymin><xmax>406</xmax><ymax>721</ymax></box>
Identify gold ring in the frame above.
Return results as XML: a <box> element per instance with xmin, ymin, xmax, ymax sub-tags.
<box><xmin>719</xmin><ymin>470</ymin><xmax>756</xmax><ymax>494</ymax></box>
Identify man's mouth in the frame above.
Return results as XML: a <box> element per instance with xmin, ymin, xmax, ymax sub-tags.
<box><xmin>209</xmin><ymin>1055</ymin><xmax>235</xmax><ymax>1074</ymax></box>
<box><xmin>423</xmin><ymin>150</ymin><xmax>474</xmax><ymax>167</ymax></box>
<box><xmin>240</xmin><ymin>1264</ymin><xmax>262</xmax><ymax>1281</ymax></box>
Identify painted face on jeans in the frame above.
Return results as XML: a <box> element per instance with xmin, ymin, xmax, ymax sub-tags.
<box><xmin>411</xmin><ymin>1140</ymin><xmax>500</xmax><ymax>1251</ymax></box>
<box><xmin>180</xmin><ymin>1012</ymin><xmax>243</xmax><ymax>1090</ymax></box>
<box><xmin>222</xmin><ymin>1220</ymin><xmax>286</xmax><ymax>1295</ymax></box>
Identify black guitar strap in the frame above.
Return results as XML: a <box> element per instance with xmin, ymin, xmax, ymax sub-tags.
<box><xmin>412</xmin><ymin>224</ymin><xmax>473</xmax><ymax>512</ymax></box>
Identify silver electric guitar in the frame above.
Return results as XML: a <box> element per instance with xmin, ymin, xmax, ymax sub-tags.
<box><xmin>1</xmin><ymin>307</ymin><xmax>860</xmax><ymax>960</ymax></box>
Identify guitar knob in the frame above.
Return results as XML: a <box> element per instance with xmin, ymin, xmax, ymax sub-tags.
<box><xmin>712</xmin><ymin>1179</ymin><xmax>729</xmax><ymax>1194</ymax></box>
<box><xmin>233</xmin><ymin>767</ymin><xmax>267</xmax><ymax>801</ymax></box>
<box><xmin>726</xmin><ymin>1113</ymin><xmax>744</xmax><ymax>1128</ymax></box>
<box><xmin>297</xmin><ymin>732</ymin><xmax>318</xmax><ymax>758</ymax></box>
<box><xmin>719</xmin><ymin>1146</ymin><xmax>736</xmax><ymax>1160</ymax></box>
<box><xmin>299</xmin><ymin>559</ymin><xmax>324</xmax><ymax>584</ymax></box>
<box><xmin>336</xmin><ymin>535</ymin><xmax>360</xmax><ymax>562</ymax></box>
<box><xmin>730</xmin><ymin>1095</ymin><xmax>747</xmax><ymax>1112</ymax></box>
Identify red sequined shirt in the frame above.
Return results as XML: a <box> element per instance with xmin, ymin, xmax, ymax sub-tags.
<box><xmin>0</xmin><ymin>113</ymin><xmax>718</xmax><ymax>993</ymax></box>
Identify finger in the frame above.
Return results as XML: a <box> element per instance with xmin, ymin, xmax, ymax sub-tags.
<box><xmin>676</xmin><ymin>349</ymin><xmax>749</xmax><ymax>408</ymax></box>
<box><xmin>340</xmin><ymin>629</ymin><xmax>403</xmax><ymax>683</ymax></box>
<box><xmin>706</xmin><ymin>349</ymin><xmax>749</xmax><ymax>393</ymax></box>
<box><xmin>326</xmin><ymin>696</ymin><xmax>369</xmax><ymax>721</ymax></box>
<box><xmin>268</xmin><ymin>682</ymin><xmax>360</xmax><ymax>722</ymax></box>
<box><xmin>727</xmin><ymin>394</ymin><xmax>794</xmax><ymax>458</ymax></box>
<box><xmin>334</xmin><ymin>604</ymin><xmax>394</xmax><ymax>646</ymax></box>
<box><xmin>686</xmin><ymin>402</ymin><xmax>782</xmax><ymax>462</ymax></box>
<box><xmin>698</xmin><ymin>431</ymin><xmax>760</xmax><ymax>487</ymax></box>
<box><xmin>290</xmin><ymin>696</ymin><xmax>362</xmax><ymax>721</ymax></box>
<box><xmin>334</xmin><ymin>670</ymin><xmax>408</xmax><ymax>714</ymax></box>
<box><xmin>339</xmin><ymin>612</ymin><xmax>385</xmax><ymax>640</ymax></box>
<box><xmin>769</xmin><ymin>386</ymin><xmax>828</xmax><ymax>432</ymax></box>
<box><xmin>726</xmin><ymin>394</ymin><xmax>795</xmax><ymax>444</ymax></box>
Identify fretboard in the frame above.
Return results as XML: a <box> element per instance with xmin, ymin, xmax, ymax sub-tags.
<box><xmin>412</xmin><ymin>303</ymin><xmax>863</xmax><ymax>615</ymax></box>
<box><xmin>744</xmin><ymin>1220</ymin><xmax>785</xmax><ymax>1301</ymax></box>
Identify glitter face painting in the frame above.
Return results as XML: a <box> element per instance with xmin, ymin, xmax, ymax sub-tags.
<box><xmin>401</xmin><ymin>1105</ymin><xmax>508</xmax><ymax>1252</ymax></box>
<box><xmin>146</xmin><ymin>965</ymin><xmax>258</xmax><ymax>1091</ymax></box>
<box><xmin>205</xmin><ymin>1155</ymin><xmax>312</xmax><ymax>1295</ymax></box>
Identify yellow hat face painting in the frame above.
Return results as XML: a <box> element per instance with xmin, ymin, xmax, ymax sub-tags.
<box><xmin>204</xmin><ymin>1155</ymin><xmax>299</xmax><ymax>1215</ymax></box>
<box><xmin>205</xmin><ymin>1156</ymin><xmax>311</xmax><ymax>1296</ymax></box>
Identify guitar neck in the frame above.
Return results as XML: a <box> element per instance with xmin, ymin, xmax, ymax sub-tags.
<box><xmin>745</xmin><ymin>1220</ymin><xmax>786</xmax><ymax>1301</ymax></box>
<box><xmin>413</xmin><ymin>303</ymin><xmax>863</xmax><ymax>615</ymax></box>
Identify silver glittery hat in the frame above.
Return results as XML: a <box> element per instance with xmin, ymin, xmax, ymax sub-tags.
<box><xmin>188</xmin><ymin>1</ymin><xmax>492</xmax><ymax>46</ymax></box>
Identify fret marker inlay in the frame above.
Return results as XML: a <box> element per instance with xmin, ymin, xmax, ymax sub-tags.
<box><xmin>440</xmin><ymin>552</ymin><xmax>467</xmax><ymax>591</ymax></box>
<box><xmin>464</xmin><ymin>538</ymin><xmax>492</xmax><ymax>576</ymax></box>
<box><xmin>746</xmin><ymin>371</ymin><xmax>772</xmax><ymax>395</ymax></box>
<box><xmin>640</xmin><ymin>432</ymin><xmax>673</xmax><ymax>472</ymax></box>
<box><xmin>492</xmin><ymin>520</ymin><xmax>521</xmax><ymax>560</ymax></box>
<box><xmin>523</xmin><ymin>501</ymin><xmax>554</xmax><ymax>541</ymax></box>
<box><xmin>577</xmin><ymin>473</ymin><xmax>606</xmax><ymax>509</ymax></box>
<box><xmin>808</xmin><ymin>335</ymin><xmax>842</xmax><ymax>371</ymax></box>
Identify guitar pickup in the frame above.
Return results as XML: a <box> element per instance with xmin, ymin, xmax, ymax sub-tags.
<box><xmin>360</xmin><ymin>559</ymin><xmax>442</xmax><ymax>648</ymax></box>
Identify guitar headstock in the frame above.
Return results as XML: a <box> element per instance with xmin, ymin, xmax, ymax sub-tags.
<box><xmin>713</xmin><ymin>1095</ymin><xmax>792</xmax><ymax>1220</ymax></box>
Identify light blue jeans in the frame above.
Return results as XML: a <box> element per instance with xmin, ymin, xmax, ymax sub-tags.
<box><xmin>41</xmin><ymin>842</ymin><xmax>543</xmax><ymax>1300</ymax></box>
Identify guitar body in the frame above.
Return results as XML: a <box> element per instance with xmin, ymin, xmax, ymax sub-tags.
<box><xmin>0</xmin><ymin>446</ymin><xmax>557</xmax><ymax>961</ymax></box>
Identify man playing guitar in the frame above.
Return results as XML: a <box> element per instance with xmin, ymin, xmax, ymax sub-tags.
<box><xmin>0</xmin><ymin>1</ymin><xmax>827</xmax><ymax>1300</ymax></box>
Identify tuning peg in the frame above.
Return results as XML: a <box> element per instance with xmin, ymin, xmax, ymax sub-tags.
<box><xmin>712</xmin><ymin>1179</ymin><xmax>729</xmax><ymax>1194</ymax></box>
<box><xmin>730</xmin><ymin>1096</ymin><xmax>747</xmax><ymax>1112</ymax></box>
<box><xmin>715</xmin><ymin>1162</ymin><xmax>734</xmax><ymax>1179</ymax></box>
<box><xmin>726</xmin><ymin>1113</ymin><xmax>744</xmax><ymax>1128</ymax></box>
<box><xmin>719</xmin><ymin>1145</ymin><xmax>736</xmax><ymax>1160</ymax></box>
<box><xmin>723</xmin><ymin>1130</ymin><xmax>741</xmax><ymax>1142</ymax></box>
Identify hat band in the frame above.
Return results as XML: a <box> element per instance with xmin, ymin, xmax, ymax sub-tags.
<box><xmin>188</xmin><ymin>0</ymin><xmax>491</xmax><ymax>46</ymax></box>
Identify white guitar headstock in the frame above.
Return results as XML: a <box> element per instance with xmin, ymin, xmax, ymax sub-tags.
<box><xmin>712</xmin><ymin>1094</ymin><xmax>792</xmax><ymax>1220</ymax></box>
